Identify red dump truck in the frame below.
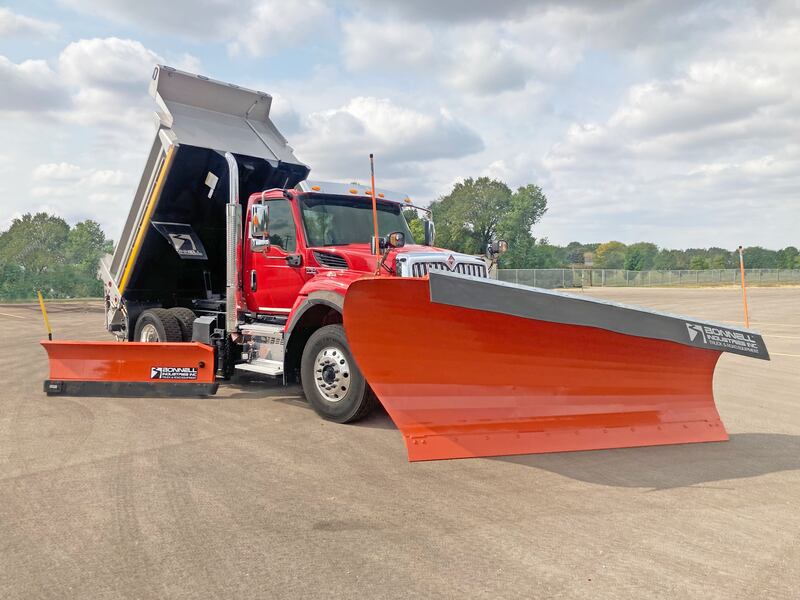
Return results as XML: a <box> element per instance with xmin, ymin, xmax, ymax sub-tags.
<box><xmin>42</xmin><ymin>66</ymin><xmax>769</xmax><ymax>461</ymax></box>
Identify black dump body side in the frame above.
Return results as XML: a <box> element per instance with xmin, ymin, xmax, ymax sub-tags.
<box><xmin>123</xmin><ymin>144</ymin><xmax>308</xmax><ymax>309</ymax></box>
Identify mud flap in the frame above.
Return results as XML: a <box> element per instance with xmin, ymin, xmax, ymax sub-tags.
<box><xmin>343</xmin><ymin>272</ymin><xmax>769</xmax><ymax>462</ymax></box>
<box><xmin>41</xmin><ymin>340</ymin><xmax>218</xmax><ymax>397</ymax></box>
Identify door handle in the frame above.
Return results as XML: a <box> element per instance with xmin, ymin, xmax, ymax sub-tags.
<box><xmin>286</xmin><ymin>254</ymin><xmax>302</xmax><ymax>267</ymax></box>
<box><xmin>250</xmin><ymin>270</ymin><xmax>257</xmax><ymax>291</ymax></box>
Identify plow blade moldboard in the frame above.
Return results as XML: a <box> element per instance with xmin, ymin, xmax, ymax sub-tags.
<box><xmin>42</xmin><ymin>340</ymin><xmax>218</xmax><ymax>397</ymax></box>
<box><xmin>343</xmin><ymin>272</ymin><xmax>769</xmax><ymax>462</ymax></box>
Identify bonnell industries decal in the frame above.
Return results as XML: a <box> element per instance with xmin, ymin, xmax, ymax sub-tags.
<box><xmin>151</xmin><ymin>367</ymin><xmax>198</xmax><ymax>380</ymax></box>
<box><xmin>685</xmin><ymin>322</ymin><xmax>762</xmax><ymax>355</ymax></box>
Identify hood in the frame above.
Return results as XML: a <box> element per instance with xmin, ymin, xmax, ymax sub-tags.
<box><xmin>309</xmin><ymin>244</ymin><xmax>482</xmax><ymax>275</ymax></box>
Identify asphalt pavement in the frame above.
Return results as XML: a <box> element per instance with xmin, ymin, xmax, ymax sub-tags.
<box><xmin>1</xmin><ymin>286</ymin><xmax>798</xmax><ymax>599</ymax></box>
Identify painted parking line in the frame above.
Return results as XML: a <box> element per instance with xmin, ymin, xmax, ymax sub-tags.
<box><xmin>0</xmin><ymin>311</ymin><xmax>25</xmax><ymax>319</ymax></box>
<box><xmin>749</xmin><ymin>322</ymin><xmax>800</xmax><ymax>328</ymax></box>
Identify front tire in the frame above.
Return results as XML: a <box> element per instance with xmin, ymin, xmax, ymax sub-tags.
<box><xmin>133</xmin><ymin>308</ymin><xmax>183</xmax><ymax>343</ymax></box>
<box><xmin>300</xmin><ymin>324</ymin><xmax>376</xmax><ymax>423</ymax></box>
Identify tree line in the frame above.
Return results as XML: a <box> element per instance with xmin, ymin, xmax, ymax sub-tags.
<box><xmin>2</xmin><ymin>181</ymin><xmax>797</xmax><ymax>300</ymax></box>
<box><xmin>0</xmin><ymin>213</ymin><xmax>113</xmax><ymax>300</ymax></box>
<box><xmin>405</xmin><ymin>177</ymin><xmax>799</xmax><ymax>271</ymax></box>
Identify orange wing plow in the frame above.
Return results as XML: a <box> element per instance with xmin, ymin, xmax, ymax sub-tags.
<box><xmin>343</xmin><ymin>272</ymin><xmax>769</xmax><ymax>462</ymax></box>
<box><xmin>41</xmin><ymin>340</ymin><xmax>218</xmax><ymax>397</ymax></box>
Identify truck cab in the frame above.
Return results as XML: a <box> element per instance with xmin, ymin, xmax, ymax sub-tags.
<box><xmin>234</xmin><ymin>180</ymin><xmax>489</xmax><ymax>422</ymax></box>
<box><xmin>241</xmin><ymin>181</ymin><xmax>487</xmax><ymax>317</ymax></box>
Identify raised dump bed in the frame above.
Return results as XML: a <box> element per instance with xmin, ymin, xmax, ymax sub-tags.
<box><xmin>100</xmin><ymin>65</ymin><xmax>309</xmax><ymax>340</ymax></box>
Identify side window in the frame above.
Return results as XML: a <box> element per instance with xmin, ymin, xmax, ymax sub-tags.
<box><xmin>265</xmin><ymin>200</ymin><xmax>297</xmax><ymax>253</ymax></box>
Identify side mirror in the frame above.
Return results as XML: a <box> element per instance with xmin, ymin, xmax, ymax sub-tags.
<box><xmin>251</xmin><ymin>204</ymin><xmax>270</xmax><ymax>238</ymax></box>
<box><xmin>370</xmin><ymin>231</ymin><xmax>406</xmax><ymax>255</ymax></box>
<box><xmin>250</xmin><ymin>204</ymin><xmax>270</xmax><ymax>252</ymax></box>
<box><xmin>486</xmin><ymin>240</ymin><xmax>509</xmax><ymax>259</ymax></box>
<box><xmin>423</xmin><ymin>219</ymin><xmax>436</xmax><ymax>246</ymax></box>
<box><xmin>386</xmin><ymin>231</ymin><xmax>405</xmax><ymax>249</ymax></box>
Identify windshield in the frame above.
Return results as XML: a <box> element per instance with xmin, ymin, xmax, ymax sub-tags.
<box><xmin>300</xmin><ymin>194</ymin><xmax>414</xmax><ymax>247</ymax></box>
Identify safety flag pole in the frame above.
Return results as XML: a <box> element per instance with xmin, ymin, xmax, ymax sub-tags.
<box><xmin>37</xmin><ymin>290</ymin><xmax>53</xmax><ymax>341</ymax></box>
<box><xmin>738</xmin><ymin>246</ymin><xmax>750</xmax><ymax>328</ymax></box>
<box><xmin>369</xmin><ymin>153</ymin><xmax>380</xmax><ymax>271</ymax></box>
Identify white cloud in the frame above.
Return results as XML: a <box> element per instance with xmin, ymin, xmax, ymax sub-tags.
<box><xmin>294</xmin><ymin>97</ymin><xmax>484</xmax><ymax>179</ymax></box>
<box><xmin>0</xmin><ymin>57</ymin><xmax>67</xmax><ymax>112</ymax></box>
<box><xmin>347</xmin><ymin>0</ymin><xmax>533</xmax><ymax>23</ymax></box>
<box><xmin>31</xmin><ymin>162</ymin><xmax>129</xmax><ymax>195</ymax></box>
<box><xmin>1</xmin><ymin>1</ymin><xmax>798</xmax><ymax>248</ymax></box>
<box><xmin>340</xmin><ymin>11</ymin><xmax>584</xmax><ymax>96</ymax></box>
<box><xmin>539</xmin><ymin>13</ymin><xmax>800</xmax><ymax>247</ymax></box>
<box><xmin>32</xmin><ymin>163</ymin><xmax>83</xmax><ymax>180</ymax></box>
<box><xmin>58</xmin><ymin>38</ymin><xmax>160</xmax><ymax>93</ymax></box>
<box><xmin>61</xmin><ymin>0</ymin><xmax>330</xmax><ymax>56</ymax></box>
<box><xmin>228</xmin><ymin>0</ymin><xmax>331</xmax><ymax>57</ymax></box>
<box><xmin>0</xmin><ymin>8</ymin><xmax>59</xmax><ymax>38</ymax></box>
<box><xmin>342</xmin><ymin>18</ymin><xmax>437</xmax><ymax>72</ymax></box>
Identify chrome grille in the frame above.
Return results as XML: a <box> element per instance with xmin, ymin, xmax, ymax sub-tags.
<box><xmin>454</xmin><ymin>263</ymin><xmax>487</xmax><ymax>277</ymax></box>
<box><xmin>411</xmin><ymin>261</ymin><xmax>487</xmax><ymax>278</ymax></box>
<box><xmin>313</xmin><ymin>251</ymin><xmax>348</xmax><ymax>269</ymax></box>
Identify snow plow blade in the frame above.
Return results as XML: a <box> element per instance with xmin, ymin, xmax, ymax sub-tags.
<box><xmin>343</xmin><ymin>271</ymin><xmax>769</xmax><ymax>462</ymax></box>
<box><xmin>41</xmin><ymin>340</ymin><xmax>218</xmax><ymax>397</ymax></box>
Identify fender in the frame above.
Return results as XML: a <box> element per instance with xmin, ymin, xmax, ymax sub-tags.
<box><xmin>283</xmin><ymin>270</ymin><xmax>371</xmax><ymax>379</ymax></box>
<box><xmin>286</xmin><ymin>290</ymin><xmax>345</xmax><ymax>339</ymax></box>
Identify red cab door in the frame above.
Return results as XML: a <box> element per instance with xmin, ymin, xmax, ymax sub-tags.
<box><xmin>245</xmin><ymin>197</ymin><xmax>306</xmax><ymax>314</ymax></box>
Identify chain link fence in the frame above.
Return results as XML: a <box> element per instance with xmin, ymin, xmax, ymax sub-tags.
<box><xmin>496</xmin><ymin>268</ymin><xmax>800</xmax><ymax>289</ymax></box>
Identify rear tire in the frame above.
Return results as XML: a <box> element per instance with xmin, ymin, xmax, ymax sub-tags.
<box><xmin>168</xmin><ymin>307</ymin><xmax>196</xmax><ymax>342</ymax></box>
<box><xmin>134</xmin><ymin>308</ymin><xmax>183</xmax><ymax>343</ymax></box>
<box><xmin>300</xmin><ymin>324</ymin><xmax>376</xmax><ymax>423</ymax></box>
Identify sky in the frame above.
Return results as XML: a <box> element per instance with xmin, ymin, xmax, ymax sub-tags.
<box><xmin>0</xmin><ymin>0</ymin><xmax>798</xmax><ymax>249</ymax></box>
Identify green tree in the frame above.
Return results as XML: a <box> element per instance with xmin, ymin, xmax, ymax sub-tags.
<box><xmin>709</xmin><ymin>253</ymin><xmax>730</xmax><ymax>269</ymax></box>
<box><xmin>496</xmin><ymin>184</ymin><xmax>548</xmax><ymax>268</ymax></box>
<box><xmin>430</xmin><ymin>177</ymin><xmax>511</xmax><ymax>255</ymax></box>
<box><xmin>0</xmin><ymin>214</ymin><xmax>112</xmax><ymax>300</ymax></box>
<box><xmin>0</xmin><ymin>212</ymin><xmax>70</xmax><ymax>278</ymax></box>
<box><xmin>431</xmin><ymin>177</ymin><xmax>554</xmax><ymax>268</ymax></box>
<box><xmin>653</xmin><ymin>249</ymin><xmax>688</xmax><ymax>270</ymax></box>
<box><xmin>689</xmin><ymin>256</ymin><xmax>709</xmax><ymax>270</ymax></box>
<box><xmin>402</xmin><ymin>209</ymin><xmax>425</xmax><ymax>244</ymax></box>
<box><xmin>624</xmin><ymin>242</ymin><xmax>658</xmax><ymax>271</ymax></box>
<box><xmin>741</xmin><ymin>246</ymin><xmax>778</xmax><ymax>268</ymax></box>
<box><xmin>777</xmin><ymin>246</ymin><xmax>799</xmax><ymax>269</ymax></box>
<box><xmin>595</xmin><ymin>241</ymin><xmax>627</xmax><ymax>268</ymax></box>
<box><xmin>429</xmin><ymin>177</ymin><xmax>547</xmax><ymax>260</ymax></box>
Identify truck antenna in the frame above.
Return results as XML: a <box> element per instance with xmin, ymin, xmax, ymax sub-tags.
<box><xmin>370</xmin><ymin>154</ymin><xmax>380</xmax><ymax>264</ymax></box>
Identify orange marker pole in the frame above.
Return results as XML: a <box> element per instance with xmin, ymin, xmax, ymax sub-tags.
<box><xmin>738</xmin><ymin>245</ymin><xmax>750</xmax><ymax>328</ymax></box>
<box><xmin>369</xmin><ymin>154</ymin><xmax>380</xmax><ymax>271</ymax></box>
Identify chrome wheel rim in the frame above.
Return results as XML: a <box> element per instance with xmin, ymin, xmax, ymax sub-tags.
<box><xmin>313</xmin><ymin>346</ymin><xmax>350</xmax><ymax>402</ymax></box>
<box><xmin>139</xmin><ymin>323</ymin><xmax>160</xmax><ymax>342</ymax></box>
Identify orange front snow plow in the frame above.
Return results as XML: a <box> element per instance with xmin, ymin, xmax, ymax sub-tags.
<box><xmin>343</xmin><ymin>271</ymin><xmax>769</xmax><ymax>462</ymax></box>
<box><xmin>41</xmin><ymin>340</ymin><xmax>218</xmax><ymax>397</ymax></box>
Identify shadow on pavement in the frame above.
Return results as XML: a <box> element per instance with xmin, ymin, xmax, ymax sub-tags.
<box><xmin>495</xmin><ymin>433</ymin><xmax>800</xmax><ymax>489</ymax></box>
